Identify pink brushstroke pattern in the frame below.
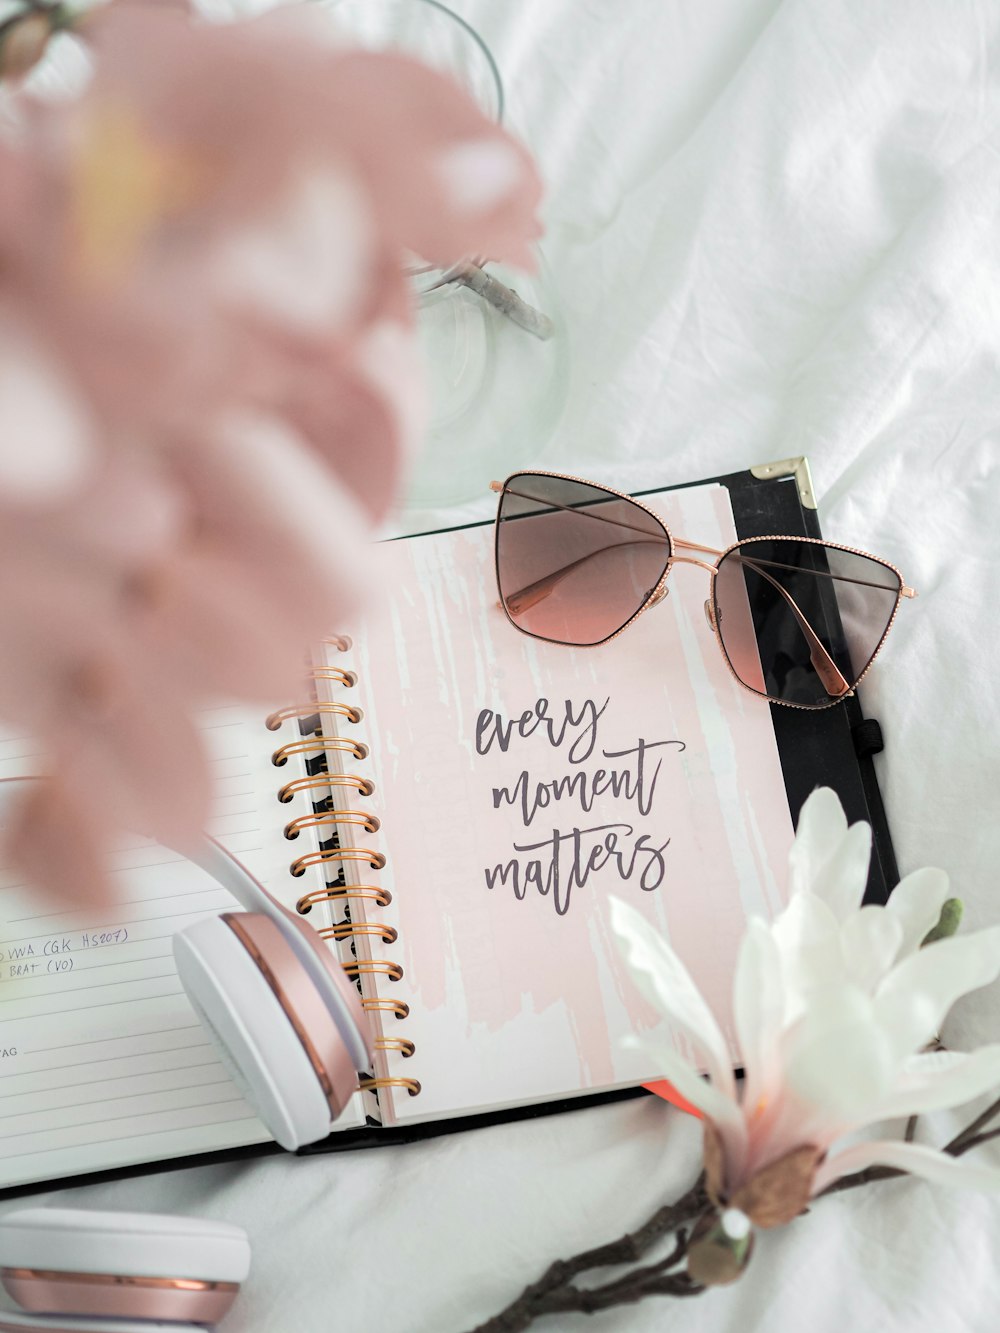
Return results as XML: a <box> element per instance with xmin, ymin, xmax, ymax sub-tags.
<box><xmin>335</xmin><ymin>484</ymin><xmax>794</xmax><ymax>1123</ymax></box>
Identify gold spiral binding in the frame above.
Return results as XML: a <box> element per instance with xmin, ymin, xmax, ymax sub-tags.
<box><xmin>278</xmin><ymin>774</ymin><xmax>375</xmax><ymax>803</ymax></box>
<box><xmin>297</xmin><ymin>885</ymin><xmax>391</xmax><ymax>913</ymax></box>
<box><xmin>290</xmin><ymin>847</ymin><xmax>386</xmax><ymax>877</ymax></box>
<box><xmin>265</xmin><ymin>702</ymin><xmax>363</xmax><ymax>731</ymax></box>
<box><xmin>374</xmin><ymin>1038</ymin><xmax>416</xmax><ymax>1058</ymax></box>
<box><xmin>308</xmin><ymin>667</ymin><xmax>358</xmax><ymax>688</ymax></box>
<box><xmin>322</xmin><ymin>635</ymin><xmax>352</xmax><ymax>652</ymax></box>
<box><xmin>284</xmin><ymin>810</ymin><xmax>381</xmax><ymax>840</ymax></box>
<box><xmin>359</xmin><ymin>1077</ymin><xmax>421</xmax><ymax>1097</ymax></box>
<box><xmin>275</xmin><ymin>653</ymin><xmax>413</xmax><ymax>1106</ymax></box>
<box><xmin>362</xmin><ymin>997</ymin><xmax>409</xmax><ymax>1019</ymax></box>
<box><xmin>319</xmin><ymin>921</ymin><xmax>398</xmax><ymax>946</ymax></box>
<box><xmin>342</xmin><ymin>959</ymin><xmax>404</xmax><ymax>983</ymax></box>
<box><xmin>272</xmin><ymin>735</ymin><xmax>368</xmax><ymax>766</ymax></box>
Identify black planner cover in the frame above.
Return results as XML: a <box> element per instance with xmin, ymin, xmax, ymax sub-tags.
<box><xmin>2</xmin><ymin>460</ymin><xmax>900</xmax><ymax>1198</ymax></box>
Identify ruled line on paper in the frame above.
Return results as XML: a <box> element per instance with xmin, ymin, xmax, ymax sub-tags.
<box><xmin>0</xmin><ymin>965</ymin><xmax>178</xmax><ymax>994</ymax></box>
<box><xmin>0</xmin><ymin>1094</ymin><xmax>249</xmax><ymax>1144</ymax></box>
<box><xmin>0</xmin><ymin>1075</ymin><xmax>235</xmax><ymax>1122</ymax></box>
<box><xmin>1</xmin><ymin>1051</ymin><xmax>220</xmax><ymax>1094</ymax></box>
<box><xmin>18</xmin><ymin>1042</ymin><xmax>215</xmax><ymax>1079</ymax></box>
<box><xmin>31</xmin><ymin>1024</ymin><xmax>201</xmax><ymax>1055</ymax></box>
<box><xmin>0</xmin><ymin>952</ymin><xmax>175</xmax><ymax>983</ymax></box>
<box><xmin>5</xmin><ymin>892</ymin><xmax>230</xmax><ymax>926</ymax></box>
<box><xmin>0</xmin><ymin>967</ymin><xmax>178</xmax><ymax>1002</ymax></box>
<box><xmin>1</xmin><ymin>987</ymin><xmax>184</xmax><ymax>1016</ymax></box>
<box><xmin>1</xmin><ymin>926</ymin><xmax>182</xmax><ymax>949</ymax></box>
<box><xmin>3</xmin><ymin>1108</ymin><xmax>264</xmax><ymax>1165</ymax></box>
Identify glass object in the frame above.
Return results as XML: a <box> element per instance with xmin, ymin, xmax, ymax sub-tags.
<box><xmin>494</xmin><ymin>471</ymin><xmax>913</xmax><ymax>710</ymax></box>
<box><xmin>323</xmin><ymin>0</ymin><xmax>568</xmax><ymax>509</ymax></box>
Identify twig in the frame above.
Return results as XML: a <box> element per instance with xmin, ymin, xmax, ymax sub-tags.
<box><xmin>817</xmin><ymin>1165</ymin><xmax>907</xmax><ymax>1197</ymax></box>
<box><xmin>465</xmin><ymin>1176</ymin><xmax>708</xmax><ymax>1333</ymax></box>
<box><xmin>943</xmin><ymin>1093</ymin><xmax>1000</xmax><ymax>1156</ymax></box>
<box><xmin>449</xmin><ymin>261</ymin><xmax>554</xmax><ymax>341</ymax></box>
<box><xmin>471</xmin><ymin>1087</ymin><xmax>1000</xmax><ymax>1332</ymax></box>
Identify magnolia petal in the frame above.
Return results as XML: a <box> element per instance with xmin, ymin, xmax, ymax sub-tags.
<box><xmin>210</xmin><ymin>410</ymin><xmax>372</xmax><ymax>598</ymax></box>
<box><xmin>769</xmin><ymin>891</ymin><xmax>843</xmax><ymax>1023</ymax></box>
<box><xmin>875</xmin><ymin>1045</ymin><xmax>1000</xmax><ymax>1118</ymax></box>
<box><xmin>875</xmin><ymin>926</ymin><xmax>1000</xmax><ymax>1052</ymax></box>
<box><xmin>787</xmin><ymin>787</ymin><xmax>847</xmax><ymax>898</ymax></box>
<box><xmin>841</xmin><ymin>905</ymin><xmax>904</xmax><ymax>993</ymax></box>
<box><xmin>811</xmin><ymin>819</ymin><xmax>872</xmax><ymax>923</ymax></box>
<box><xmin>436</xmin><ymin>139</ymin><xmax>524</xmax><ymax>215</ymax></box>
<box><xmin>730</xmin><ymin>1143</ymin><xmax>824</xmax><ymax>1228</ymax></box>
<box><xmin>872</xmin><ymin>989</ymin><xmax>942</xmax><ymax>1066</ymax></box>
<box><xmin>733</xmin><ymin>919</ymin><xmax>784</xmax><ymax>1114</ymax></box>
<box><xmin>0</xmin><ymin>324</ymin><xmax>95</xmax><ymax>503</ymax></box>
<box><xmin>4</xmin><ymin>776</ymin><xmax>116</xmax><ymax>910</ymax></box>
<box><xmin>885</xmin><ymin>867</ymin><xmax>951</xmax><ymax>961</ymax></box>
<box><xmin>812</xmin><ymin>1139</ymin><xmax>1000</xmax><ymax>1196</ymax></box>
<box><xmin>782</xmin><ymin>985</ymin><xmax>895</xmax><ymax>1120</ymax></box>
<box><xmin>622</xmin><ymin>1035</ymin><xmax>747</xmax><ymax>1170</ymax></box>
<box><xmin>212</xmin><ymin>167</ymin><xmax>372</xmax><ymax>335</ymax></box>
<box><xmin>703</xmin><ymin>1119</ymin><xmax>727</xmax><ymax>1205</ymax></box>
<box><xmin>611</xmin><ymin>897</ymin><xmax>735</xmax><ymax>1098</ymax></box>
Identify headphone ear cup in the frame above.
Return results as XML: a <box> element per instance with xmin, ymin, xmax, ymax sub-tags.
<box><xmin>173</xmin><ymin>915</ymin><xmax>346</xmax><ymax>1150</ymax></box>
<box><xmin>0</xmin><ymin>1208</ymin><xmax>249</xmax><ymax>1327</ymax></box>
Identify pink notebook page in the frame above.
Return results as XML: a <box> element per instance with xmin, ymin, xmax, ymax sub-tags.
<box><xmin>325</xmin><ymin>482</ymin><xmax>794</xmax><ymax>1125</ymax></box>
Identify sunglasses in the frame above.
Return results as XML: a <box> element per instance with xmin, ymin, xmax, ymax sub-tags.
<box><xmin>489</xmin><ymin>471</ymin><xmax>916</xmax><ymax>711</ymax></box>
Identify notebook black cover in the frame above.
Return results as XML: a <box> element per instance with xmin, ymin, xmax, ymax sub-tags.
<box><xmin>1</xmin><ymin>460</ymin><xmax>900</xmax><ymax>1199</ymax></box>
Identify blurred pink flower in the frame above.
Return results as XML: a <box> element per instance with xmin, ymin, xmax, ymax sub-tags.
<box><xmin>0</xmin><ymin>0</ymin><xmax>542</xmax><ymax>904</ymax></box>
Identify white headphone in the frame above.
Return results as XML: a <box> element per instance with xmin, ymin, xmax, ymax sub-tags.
<box><xmin>0</xmin><ymin>782</ymin><xmax>374</xmax><ymax>1328</ymax></box>
<box><xmin>0</xmin><ymin>779</ymin><xmax>374</xmax><ymax>1153</ymax></box>
<box><xmin>0</xmin><ymin>1207</ymin><xmax>251</xmax><ymax>1330</ymax></box>
<box><xmin>174</xmin><ymin>834</ymin><xmax>373</xmax><ymax>1151</ymax></box>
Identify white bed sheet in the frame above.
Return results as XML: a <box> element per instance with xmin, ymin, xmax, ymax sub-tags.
<box><xmin>5</xmin><ymin>1</ymin><xmax>999</xmax><ymax>1329</ymax></box>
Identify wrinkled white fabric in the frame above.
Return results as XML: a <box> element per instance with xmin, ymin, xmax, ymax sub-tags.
<box><xmin>5</xmin><ymin>2</ymin><xmax>998</xmax><ymax>1330</ymax></box>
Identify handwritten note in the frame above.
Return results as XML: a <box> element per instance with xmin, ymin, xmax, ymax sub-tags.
<box><xmin>476</xmin><ymin>696</ymin><xmax>685</xmax><ymax>914</ymax></box>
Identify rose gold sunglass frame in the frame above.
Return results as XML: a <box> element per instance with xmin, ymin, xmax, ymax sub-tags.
<box><xmin>489</xmin><ymin>470</ymin><xmax>917</xmax><ymax>711</ymax></box>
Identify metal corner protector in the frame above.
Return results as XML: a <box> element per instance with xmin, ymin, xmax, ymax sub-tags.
<box><xmin>749</xmin><ymin>457</ymin><xmax>817</xmax><ymax>510</ymax></box>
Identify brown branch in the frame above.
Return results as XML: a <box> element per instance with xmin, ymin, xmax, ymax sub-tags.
<box><xmin>816</xmin><ymin>1164</ymin><xmax>907</xmax><ymax>1197</ymax></box>
<box><xmin>949</xmin><ymin>1126</ymin><xmax>1000</xmax><ymax>1155</ymax></box>
<box><xmin>944</xmin><ymin>1093</ymin><xmax>1000</xmax><ymax>1156</ymax></box>
<box><xmin>471</xmin><ymin>1085</ymin><xmax>1000</xmax><ymax>1332</ymax></box>
<box><xmin>465</xmin><ymin>1176</ymin><xmax>708</xmax><ymax>1333</ymax></box>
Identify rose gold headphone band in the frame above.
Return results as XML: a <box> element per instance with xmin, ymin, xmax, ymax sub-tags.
<box><xmin>1</xmin><ymin>1270</ymin><xmax>238</xmax><ymax>1292</ymax></box>
<box><xmin>0</xmin><ymin>1267</ymin><xmax>241</xmax><ymax>1324</ymax></box>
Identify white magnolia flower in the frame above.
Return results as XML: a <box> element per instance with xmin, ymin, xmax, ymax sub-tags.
<box><xmin>612</xmin><ymin>787</ymin><xmax>1000</xmax><ymax>1227</ymax></box>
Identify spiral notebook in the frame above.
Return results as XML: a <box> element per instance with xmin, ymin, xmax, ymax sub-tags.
<box><xmin>0</xmin><ymin>462</ymin><xmax>898</xmax><ymax>1195</ymax></box>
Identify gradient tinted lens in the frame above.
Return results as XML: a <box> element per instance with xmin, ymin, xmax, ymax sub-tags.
<box><xmin>496</xmin><ymin>474</ymin><xmax>672</xmax><ymax>646</ymax></box>
<box><xmin>713</xmin><ymin>540</ymin><xmax>902</xmax><ymax>707</ymax></box>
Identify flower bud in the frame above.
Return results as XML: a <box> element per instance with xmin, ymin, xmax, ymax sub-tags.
<box><xmin>0</xmin><ymin>10</ymin><xmax>55</xmax><ymax>81</ymax></box>
<box><xmin>687</xmin><ymin>1208</ymin><xmax>753</xmax><ymax>1286</ymax></box>
<box><xmin>921</xmin><ymin>898</ymin><xmax>964</xmax><ymax>946</ymax></box>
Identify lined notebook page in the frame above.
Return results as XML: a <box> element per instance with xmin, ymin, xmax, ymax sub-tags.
<box><xmin>0</xmin><ymin>705</ymin><xmax>365</xmax><ymax>1191</ymax></box>
<box><xmin>326</xmin><ymin>483</ymin><xmax>795</xmax><ymax>1125</ymax></box>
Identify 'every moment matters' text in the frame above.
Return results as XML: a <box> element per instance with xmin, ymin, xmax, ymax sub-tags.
<box><xmin>475</xmin><ymin>696</ymin><xmax>685</xmax><ymax>915</ymax></box>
